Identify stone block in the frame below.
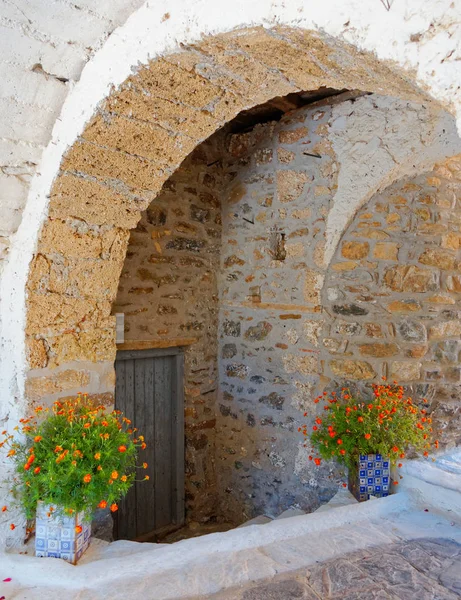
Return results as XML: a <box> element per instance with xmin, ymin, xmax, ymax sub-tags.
<box><xmin>62</xmin><ymin>140</ymin><xmax>166</xmax><ymax>193</ymax></box>
<box><xmin>429</xmin><ymin>320</ymin><xmax>461</xmax><ymax>339</ymax></box>
<box><xmin>283</xmin><ymin>353</ymin><xmax>318</xmax><ymax>375</ymax></box>
<box><xmin>397</xmin><ymin>319</ymin><xmax>426</xmax><ymax>343</ymax></box>
<box><xmin>419</xmin><ymin>248</ymin><xmax>456</xmax><ymax>270</ymax></box>
<box><xmin>383</xmin><ymin>265</ymin><xmax>438</xmax><ymax>293</ymax></box>
<box><xmin>358</xmin><ymin>343</ymin><xmax>399</xmax><ymax>358</ymax></box>
<box><xmin>390</xmin><ymin>361</ymin><xmax>421</xmax><ymax>381</ymax></box>
<box><xmin>39</xmin><ymin>219</ymin><xmax>103</xmax><ymax>258</ymax></box>
<box><xmin>105</xmin><ymin>88</ymin><xmax>218</xmax><ymax>139</ymax></box>
<box><xmin>47</xmin><ymin>328</ymin><xmax>116</xmax><ymax>367</ymax></box>
<box><xmin>341</xmin><ymin>241</ymin><xmax>369</xmax><ymax>260</ymax></box>
<box><xmin>244</xmin><ymin>321</ymin><xmax>272</xmax><ymax>341</ymax></box>
<box><xmin>27</xmin><ymin>293</ymin><xmax>112</xmax><ymax>335</ymax></box>
<box><xmin>83</xmin><ymin>113</ymin><xmax>196</xmax><ymax>167</ymax></box>
<box><xmin>387</xmin><ymin>300</ymin><xmax>421</xmax><ymax>313</ymax></box>
<box><xmin>373</xmin><ymin>242</ymin><xmax>399</xmax><ymax>261</ymax></box>
<box><xmin>304</xmin><ymin>269</ymin><xmax>323</xmax><ymax>304</ymax></box>
<box><xmin>49</xmin><ymin>174</ymin><xmax>142</xmax><ymax>228</ymax></box>
<box><xmin>26</xmin><ymin>337</ymin><xmax>48</xmax><ymax>369</ymax></box>
<box><xmin>134</xmin><ymin>59</ymin><xmax>222</xmax><ymax>108</ymax></box>
<box><xmin>26</xmin><ymin>369</ymin><xmax>91</xmax><ymax>401</ymax></box>
<box><xmin>330</xmin><ymin>359</ymin><xmax>375</xmax><ymax>380</ymax></box>
<box><xmin>279</xmin><ymin>127</ymin><xmax>309</xmax><ymax>144</ymax></box>
<box><xmin>277</xmin><ymin>170</ymin><xmax>310</xmax><ymax>203</ymax></box>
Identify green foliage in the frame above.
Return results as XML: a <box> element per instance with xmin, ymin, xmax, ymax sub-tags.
<box><xmin>301</xmin><ymin>382</ymin><xmax>435</xmax><ymax>469</ymax></box>
<box><xmin>1</xmin><ymin>395</ymin><xmax>147</xmax><ymax>520</ymax></box>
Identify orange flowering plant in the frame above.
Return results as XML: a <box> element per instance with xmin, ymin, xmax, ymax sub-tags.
<box><xmin>302</xmin><ymin>380</ymin><xmax>436</xmax><ymax>470</ymax></box>
<box><xmin>0</xmin><ymin>394</ymin><xmax>148</xmax><ymax>521</ymax></box>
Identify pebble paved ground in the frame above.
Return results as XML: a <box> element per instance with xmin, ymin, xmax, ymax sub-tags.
<box><xmin>205</xmin><ymin>538</ymin><xmax>461</xmax><ymax>599</ymax></box>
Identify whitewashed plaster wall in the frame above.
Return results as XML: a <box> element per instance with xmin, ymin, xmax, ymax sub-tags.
<box><xmin>0</xmin><ymin>0</ymin><xmax>461</xmax><ymax>546</ymax></box>
<box><xmin>0</xmin><ymin>0</ymin><xmax>146</xmax><ymax>262</ymax></box>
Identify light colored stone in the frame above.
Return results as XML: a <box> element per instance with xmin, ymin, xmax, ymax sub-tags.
<box><xmin>25</xmin><ymin>369</ymin><xmax>91</xmax><ymax>401</ymax></box>
<box><xmin>277</xmin><ymin>170</ymin><xmax>310</xmax><ymax>203</ymax></box>
<box><xmin>390</xmin><ymin>361</ymin><xmax>421</xmax><ymax>381</ymax></box>
<box><xmin>373</xmin><ymin>242</ymin><xmax>399</xmax><ymax>261</ymax></box>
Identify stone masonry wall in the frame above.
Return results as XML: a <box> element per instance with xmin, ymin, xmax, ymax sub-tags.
<box><xmin>217</xmin><ymin>106</ymin><xmax>339</xmax><ymax>522</ymax></box>
<box><xmin>323</xmin><ymin>164</ymin><xmax>461</xmax><ymax>450</ymax></box>
<box><xmin>112</xmin><ymin>138</ymin><xmax>224</xmax><ymax>521</ymax></box>
<box><xmin>216</xmin><ymin>103</ymin><xmax>461</xmax><ymax>523</ymax></box>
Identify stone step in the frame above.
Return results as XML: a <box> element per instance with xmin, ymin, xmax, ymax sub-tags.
<box><xmin>237</xmin><ymin>515</ymin><xmax>273</xmax><ymax>528</ymax></box>
<box><xmin>314</xmin><ymin>488</ymin><xmax>358</xmax><ymax>513</ymax></box>
<box><xmin>398</xmin><ymin>449</ymin><xmax>461</xmax><ymax>520</ymax></box>
<box><xmin>4</xmin><ymin>489</ymin><xmax>461</xmax><ymax>599</ymax></box>
<box><xmin>273</xmin><ymin>508</ymin><xmax>305</xmax><ymax>520</ymax></box>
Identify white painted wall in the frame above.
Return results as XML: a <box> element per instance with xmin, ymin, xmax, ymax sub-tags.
<box><xmin>1</xmin><ymin>0</ymin><xmax>461</xmax><ymax>547</ymax></box>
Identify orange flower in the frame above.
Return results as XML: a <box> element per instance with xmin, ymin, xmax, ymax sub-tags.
<box><xmin>398</xmin><ymin>463</ymin><xmax>403</xmax><ymax>468</ymax></box>
<box><xmin>83</xmin><ymin>474</ymin><xmax>92</xmax><ymax>484</ymax></box>
<box><xmin>315</xmin><ymin>418</ymin><xmax>322</xmax><ymax>425</ymax></box>
<box><xmin>111</xmin><ymin>471</ymin><xmax>118</xmax><ymax>480</ymax></box>
<box><xmin>118</xmin><ymin>445</ymin><xmax>127</xmax><ymax>453</ymax></box>
<box><xmin>142</xmin><ymin>462</ymin><xmax>148</xmax><ymax>469</ymax></box>
<box><xmin>94</xmin><ymin>452</ymin><xmax>101</xmax><ymax>460</ymax></box>
<box><xmin>34</xmin><ymin>436</ymin><xmax>42</xmax><ymax>443</ymax></box>
<box><xmin>7</xmin><ymin>449</ymin><xmax>16</xmax><ymax>457</ymax></box>
<box><xmin>357</xmin><ymin>416</ymin><xmax>363</xmax><ymax>423</ymax></box>
<box><xmin>339</xmin><ymin>449</ymin><xmax>346</xmax><ymax>455</ymax></box>
<box><xmin>83</xmin><ymin>422</ymin><xmax>91</xmax><ymax>429</ymax></box>
<box><xmin>10</xmin><ymin>523</ymin><xmax>15</xmax><ymax>530</ymax></box>
<box><xmin>141</xmin><ymin>442</ymin><xmax>147</xmax><ymax>450</ymax></box>
<box><xmin>393</xmin><ymin>481</ymin><xmax>399</xmax><ymax>485</ymax></box>
<box><xmin>312</xmin><ymin>426</ymin><xmax>318</xmax><ymax>431</ymax></box>
<box><xmin>33</xmin><ymin>467</ymin><xmax>41</xmax><ymax>474</ymax></box>
<box><xmin>101</xmin><ymin>421</ymin><xmax>109</xmax><ymax>427</ymax></box>
<box><xmin>392</xmin><ymin>446</ymin><xmax>399</xmax><ymax>452</ymax></box>
<box><xmin>144</xmin><ymin>475</ymin><xmax>150</xmax><ymax>481</ymax></box>
<box><xmin>98</xmin><ymin>500</ymin><xmax>107</xmax><ymax>509</ymax></box>
<box><xmin>110</xmin><ymin>503</ymin><xmax>118</xmax><ymax>512</ymax></box>
<box><xmin>364</xmin><ymin>433</ymin><xmax>371</xmax><ymax>440</ymax></box>
<box><xmin>337</xmin><ymin>439</ymin><xmax>343</xmax><ymax>445</ymax></box>
<box><xmin>121</xmin><ymin>475</ymin><xmax>127</xmax><ymax>482</ymax></box>
<box><xmin>1</xmin><ymin>506</ymin><xmax>7</xmax><ymax>512</ymax></box>
<box><xmin>314</xmin><ymin>458</ymin><xmax>321</xmax><ymax>466</ymax></box>
<box><xmin>97</xmin><ymin>465</ymin><xmax>102</xmax><ymax>471</ymax></box>
<box><xmin>75</xmin><ymin>525</ymin><xmax>83</xmax><ymax>534</ymax></box>
<box><xmin>54</xmin><ymin>446</ymin><xmax>63</xmax><ymax>453</ymax></box>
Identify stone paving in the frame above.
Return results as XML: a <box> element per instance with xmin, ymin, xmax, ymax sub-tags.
<box><xmin>207</xmin><ymin>538</ymin><xmax>461</xmax><ymax>599</ymax></box>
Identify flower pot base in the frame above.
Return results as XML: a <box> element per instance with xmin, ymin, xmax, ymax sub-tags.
<box><xmin>348</xmin><ymin>454</ymin><xmax>392</xmax><ymax>502</ymax></box>
<box><xmin>35</xmin><ymin>502</ymin><xmax>91</xmax><ymax>564</ymax></box>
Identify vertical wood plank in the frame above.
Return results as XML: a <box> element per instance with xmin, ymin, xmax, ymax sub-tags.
<box><xmin>172</xmin><ymin>353</ymin><xmax>185</xmax><ymax>527</ymax></box>
<box><xmin>114</xmin><ymin>358</ymin><xmax>125</xmax><ymax>540</ymax></box>
<box><xmin>123</xmin><ymin>358</ymin><xmax>137</xmax><ymax>540</ymax></box>
<box><xmin>154</xmin><ymin>356</ymin><xmax>172</xmax><ymax>529</ymax></box>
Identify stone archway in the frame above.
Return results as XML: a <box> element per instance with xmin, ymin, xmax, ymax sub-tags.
<box><xmin>24</xmin><ymin>26</ymin><xmax>441</xmax><ymax>385</ymax></box>
<box><xmin>2</xmin><ymin>24</ymin><xmax>459</xmax><ymax>543</ymax></box>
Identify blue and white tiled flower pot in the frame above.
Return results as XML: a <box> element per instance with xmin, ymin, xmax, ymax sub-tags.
<box><xmin>348</xmin><ymin>454</ymin><xmax>392</xmax><ymax>501</ymax></box>
<box><xmin>35</xmin><ymin>501</ymin><xmax>91</xmax><ymax>564</ymax></box>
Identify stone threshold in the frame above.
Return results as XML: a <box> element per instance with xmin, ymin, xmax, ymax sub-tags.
<box><xmin>116</xmin><ymin>338</ymin><xmax>198</xmax><ymax>351</ymax></box>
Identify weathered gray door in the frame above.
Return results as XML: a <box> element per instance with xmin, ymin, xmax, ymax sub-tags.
<box><xmin>114</xmin><ymin>347</ymin><xmax>185</xmax><ymax>541</ymax></box>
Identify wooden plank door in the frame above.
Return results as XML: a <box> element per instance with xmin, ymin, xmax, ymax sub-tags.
<box><xmin>114</xmin><ymin>347</ymin><xmax>185</xmax><ymax>541</ymax></box>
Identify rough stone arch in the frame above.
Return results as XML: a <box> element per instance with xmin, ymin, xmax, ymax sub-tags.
<box><xmin>24</xmin><ymin>26</ymin><xmax>443</xmax><ymax>389</ymax></box>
